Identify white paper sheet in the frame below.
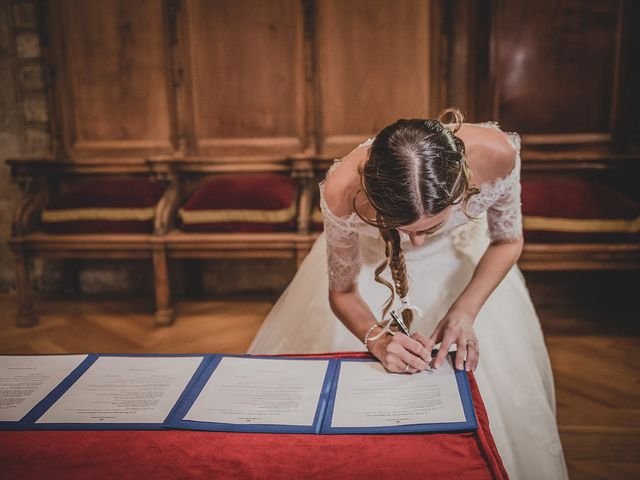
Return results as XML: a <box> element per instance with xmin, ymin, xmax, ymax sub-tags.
<box><xmin>184</xmin><ymin>356</ymin><xmax>329</xmax><ymax>426</ymax></box>
<box><xmin>0</xmin><ymin>354</ymin><xmax>88</xmax><ymax>422</ymax></box>
<box><xmin>330</xmin><ymin>356</ymin><xmax>466</xmax><ymax>428</ymax></box>
<box><xmin>35</xmin><ymin>356</ymin><xmax>203</xmax><ymax>424</ymax></box>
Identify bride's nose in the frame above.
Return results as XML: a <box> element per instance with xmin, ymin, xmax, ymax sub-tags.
<box><xmin>408</xmin><ymin>232</ymin><xmax>426</xmax><ymax>247</ymax></box>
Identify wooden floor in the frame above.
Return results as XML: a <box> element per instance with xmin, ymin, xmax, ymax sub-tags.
<box><xmin>0</xmin><ymin>270</ymin><xmax>638</xmax><ymax>480</ymax></box>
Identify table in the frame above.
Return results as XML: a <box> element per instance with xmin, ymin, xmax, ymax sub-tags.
<box><xmin>0</xmin><ymin>351</ymin><xmax>508</xmax><ymax>479</ymax></box>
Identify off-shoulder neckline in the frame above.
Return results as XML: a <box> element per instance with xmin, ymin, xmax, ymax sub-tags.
<box><xmin>319</xmin><ymin>121</ymin><xmax>521</xmax><ymax>225</ymax></box>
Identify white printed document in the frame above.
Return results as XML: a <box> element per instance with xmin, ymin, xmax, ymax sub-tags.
<box><xmin>330</xmin><ymin>355</ymin><xmax>466</xmax><ymax>428</ymax></box>
<box><xmin>0</xmin><ymin>354</ymin><xmax>88</xmax><ymax>422</ymax></box>
<box><xmin>35</xmin><ymin>356</ymin><xmax>203</xmax><ymax>424</ymax></box>
<box><xmin>184</xmin><ymin>356</ymin><xmax>330</xmax><ymax>426</ymax></box>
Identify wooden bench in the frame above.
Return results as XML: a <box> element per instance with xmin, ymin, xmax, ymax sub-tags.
<box><xmin>517</xmin><ymin>150</ymin><xmax>640</xmax><ymax>271</ymax></box>
<box><xmin>7</xmin><ymin>144</ymin><xmax>639</xmax><ymax>328</ymax></box>
<box><xmin>145</xmin><ymin>154</ymin><xmax>317</xmax><ymax>323</ymax></box>
<box><xmin>7</xmin><ymin>154</ymin><xmax>317</xmax><ymax>328</ymax></box>
<box><xmin>7</xmin><ymin>158</ymin><xmax>177</xmax><ymax>328</ymax></box>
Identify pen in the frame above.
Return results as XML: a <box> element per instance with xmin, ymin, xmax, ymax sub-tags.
<box><xmin>390</xmin><ymin>310</ymin><xmax>432</xmax><ymax>371</ymax></box>
<box><xmin>390</xmin><ymin>310</ymin><xmax>412</xmax><ymax>338</ymax></box>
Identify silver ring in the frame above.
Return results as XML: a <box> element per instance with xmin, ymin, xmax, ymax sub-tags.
<box><xmin>404</xmin><ymin>363</ymin><xmax>410</xmax><ymax>372</ymax></box>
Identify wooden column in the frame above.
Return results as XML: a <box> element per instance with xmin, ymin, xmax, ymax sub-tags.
<box><xmin>152</xmin><ymin>241</ymin><xmax>174</xmax><ymax>326</ymax></box>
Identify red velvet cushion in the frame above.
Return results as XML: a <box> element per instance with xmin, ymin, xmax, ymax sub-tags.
<box><xmin>522</xmin><ymin>179</ymin><xmax>640</xmax><ymax>242</ymax></box>
<box><xmin>179</xmin><ymin>173</ymin><xmax>297</xmax><ymax>232</ymax></box>
<box><xmin>42</xmin><ymin>177</ymin><xmax>164</xmax><ymax>234</ymax></box>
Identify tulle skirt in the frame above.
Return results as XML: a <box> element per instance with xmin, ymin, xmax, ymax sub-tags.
<box><xmin>246</xmin><ymin>216</ymin><xmax>570</xmax><ymax>480</ymax></box>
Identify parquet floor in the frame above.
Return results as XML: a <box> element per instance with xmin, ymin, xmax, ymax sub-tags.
<box><xmin>0</xmin><ymin>270</ymin><xmax>638</xmax><ymax>480</ymax></box>
<box><xmin>0</xmin><ymin>295</ymin><xmax>273</xmax><ymax>355</ymax></box>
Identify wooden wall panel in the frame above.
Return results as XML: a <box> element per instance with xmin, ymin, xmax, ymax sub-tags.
<box><xmin>316</xmin><ymin>0</ymin><xmax>433</xmax><ymax>157</ymax></box>
<box><xmin>494</xmin><ymin>0</ymin><xmax>622</xmax><ymax>143</ymax></box>
<box><xmin>443</xmin><ymin>0</ymin><xmax>493</xmax><ymax>123</ymax></box>
<box><xmin>49</xmin><ymin>0</ymin><xmax>174</xmax><ymax>161</ymax></box>
<box><xmin>42</xmin><ymin>0</ymin><xmax>636</xmax><ymax>169</ymax></box>
<box><xmin>181</xmin><ymin>0</ymin><xmax>305</xmax><ymax>156</ymax></box>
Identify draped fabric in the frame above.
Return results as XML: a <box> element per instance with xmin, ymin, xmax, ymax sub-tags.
<box><xmin>0</xmin><ymin>351</ymin><xmax>509</xmax><ymax>480</ymax></box>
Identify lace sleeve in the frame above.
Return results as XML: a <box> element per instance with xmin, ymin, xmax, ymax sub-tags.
<box><xmin>318</xmin><ymin>170</ymin><xmax>362</xmax><ymax>292</ymax></box>
<box><xmin>487</xmin><ymin>131</ymin><xmax>524</xmax><ymax>243</ymax></box>
<box><xmin>319</xmin><ymin>137</ymin><xmax>380</xmax><ymax>290</ymax></box>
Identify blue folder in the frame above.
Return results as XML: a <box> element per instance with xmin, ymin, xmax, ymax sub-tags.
<box><xmin>164</xmin><ymin>354</ymin><xmax>339</xmax><ymax>434</ymax></box>
<box><xmin>0</xmin><ymin>353</ymin><xmax>211</xmax><ymax>431</ymax></box>
<box><xmin>320</xmin><ymin>355</ymin><xmax>477</xmax><ymax>434</ymax></box>
<box><xmin>165</xmin><ymin>351</ymin><xmax>478</xmax><ymax>434</ymax></box>
<box><xmin>1</xmin><ymin>351</ymin><xmax>477</xmax><ymax>433</ymax></box>
<box><xmin>0</xmin><ymin>354</ymin><xmax>91</xmax><ymax>430</ymax></box>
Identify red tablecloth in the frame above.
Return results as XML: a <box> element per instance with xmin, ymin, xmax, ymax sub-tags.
<box><xmin>0</xmin><ymin>351</ymin><xmax>509</xmax><ymax>480</ymax></box>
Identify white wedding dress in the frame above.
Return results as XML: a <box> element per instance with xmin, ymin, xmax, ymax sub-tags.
<box><xmin>246</xmin><ymin>121</ymin><xmax>570</xmax><ymax>480</ymax></box>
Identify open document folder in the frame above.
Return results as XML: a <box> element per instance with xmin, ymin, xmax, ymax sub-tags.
<box><xmin>0</xmin><ymin>353</ymin><xmax>477</xmax><ymax>434</ymax></box>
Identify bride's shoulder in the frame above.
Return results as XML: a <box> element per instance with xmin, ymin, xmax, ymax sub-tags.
<box><xmin>322</xmin><ymin>145</ymin><xmax>368</xmax><ymax>217</ymax></box>
<box><xmin>322</xmin><ymin>167</ymin><xmax>354</xmax><ymax>217</ymax></box>
<box><xmin>459</xmin><ymin>122</ymin><xmax>519</xmax><ymax>184</ymax></box>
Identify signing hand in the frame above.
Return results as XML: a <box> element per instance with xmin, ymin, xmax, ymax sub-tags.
<box><xmin>428</xmin><ymin>308</ymin><xmax>479</xmax><ymax>372</ymax></box>
<box><xmin>370</xmin><ymin>329</ymin><xmax>433</xmax><ymax>374</ymax></box>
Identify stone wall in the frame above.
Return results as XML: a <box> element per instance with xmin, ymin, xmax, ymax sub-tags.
<box><xmin>0</xmin><ymin>0</ymin><xmax>50</xmax><ymax>293</ymax></box>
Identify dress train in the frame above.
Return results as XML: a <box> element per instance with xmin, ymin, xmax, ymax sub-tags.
<box><xmin>247</xmin><ymin>216</ymin><xmax>570</xmax><ymax>479</ymax></box>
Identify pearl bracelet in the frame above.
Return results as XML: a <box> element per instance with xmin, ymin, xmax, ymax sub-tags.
<box><xmin>363</xmin><ymin>318</ymin><xmax>396</xmax><ymax>352</ymax></box>
<box><xmin>363</xmin><ymin>324</ymin><xmax>381</xmax><ymax>351</ymax></box>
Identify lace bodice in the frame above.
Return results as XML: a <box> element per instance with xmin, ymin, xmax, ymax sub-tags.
<box><xmin>319</xmin><ymin>121</ymin><xmax>523</xmax><ymax>292</ymax></box>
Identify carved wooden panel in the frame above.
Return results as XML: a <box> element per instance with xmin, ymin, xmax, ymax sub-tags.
<box><xmin>315</xmin><ymin>0</ymin><xmax>434</xmax><ymax>157</ymax></box>
<box><xmin>493</xmin><ymin>0</ymin><xmax>623</xmax><ymax>147</ymax></box>
<box><xmin>49</xmin><ymin>0</ymin><xmax>174</xmax><ymax>161</ymax></box>
<box><xmin>44</xmin><ymin>0</ymin><xmax>632</xmax><ymax>167</ymax></box>
<box><xmin>179</xmin><ymin>0</ymin><xmax>305</xmax><ymax>156</ymax></box>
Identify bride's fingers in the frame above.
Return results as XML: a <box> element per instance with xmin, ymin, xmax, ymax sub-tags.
<box><xmin>466</xmin><ymin>342</ymin><xmax>479</xmax><ymax>372</ymax></box>
<box><xmin>432</xmin><ymin>332</ymin><xmax>455</xmax><ymax>369</ymax></box>
<box><xmin>397</xmin><ymin>334</ymin><xmax>431</xmax><ymax>363</ymax></box>
<box><xmin>455</xmin><ymin>341</ymin><xmax>467</xmax><ymax>371</ymax></box>
<box><xmin>387</xmin><ymin>357</ymin><xmax>417</xmax><ymax>374</ymax></box>
<box><xmin>401</xmin><ymin>362</ymin><xmax>419</xmax><ymax>374</ymax></box>
<box><xmin>388</xmin><ymin>342</ymin><xmax>428</xmax><ymax>371</ymax></box>
<box><xmin>413</xmin><ymin>332</ymin><xmax>436</xmax><ymax>363</ymax></box>
<box><xmin>413</xmin><ymin>332</ymin><xmax>433</xmax><ymax>352</ymax></box>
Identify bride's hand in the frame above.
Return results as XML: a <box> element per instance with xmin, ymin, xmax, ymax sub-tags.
<box><xmin>428</xmin><ymin>309</ymin><xmax>479</xmax><ymax>372</ymax></box>
<box><xmin>370</xmin><ymin>329</ymin><xmax>432</xmax><ymax>374</ymax></box>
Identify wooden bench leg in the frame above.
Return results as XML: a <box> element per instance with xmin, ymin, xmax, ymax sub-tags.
<box><xmin>12</xmin><ymin>246</ymin><xmax>38</xmax><ymax>327</ymax></box>
<box><xmin>152</xmin><ymin>245</ymin><xmax>174</xmax><ymax>326</ymax></box>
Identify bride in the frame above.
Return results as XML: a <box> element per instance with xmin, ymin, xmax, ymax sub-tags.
<box><xmin>246</xmin><ymin>107</ymin><xmax>570</xmax><ymax>479</ymax></box>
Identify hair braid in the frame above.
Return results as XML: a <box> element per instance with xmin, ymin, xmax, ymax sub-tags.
<box><xmin>377</xmin><ymin>227</ymin><xmax>414</xmax><ymax>331</ymax></box>
<box><xmin>373</xmin><ymin>228</ymin><xmax>395</xmax><ymax>323</ymax></box>
<box><xmin>387</xmin><ymin>228</ymin><xmax>414</xmax><ymax>330</ymax></box>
